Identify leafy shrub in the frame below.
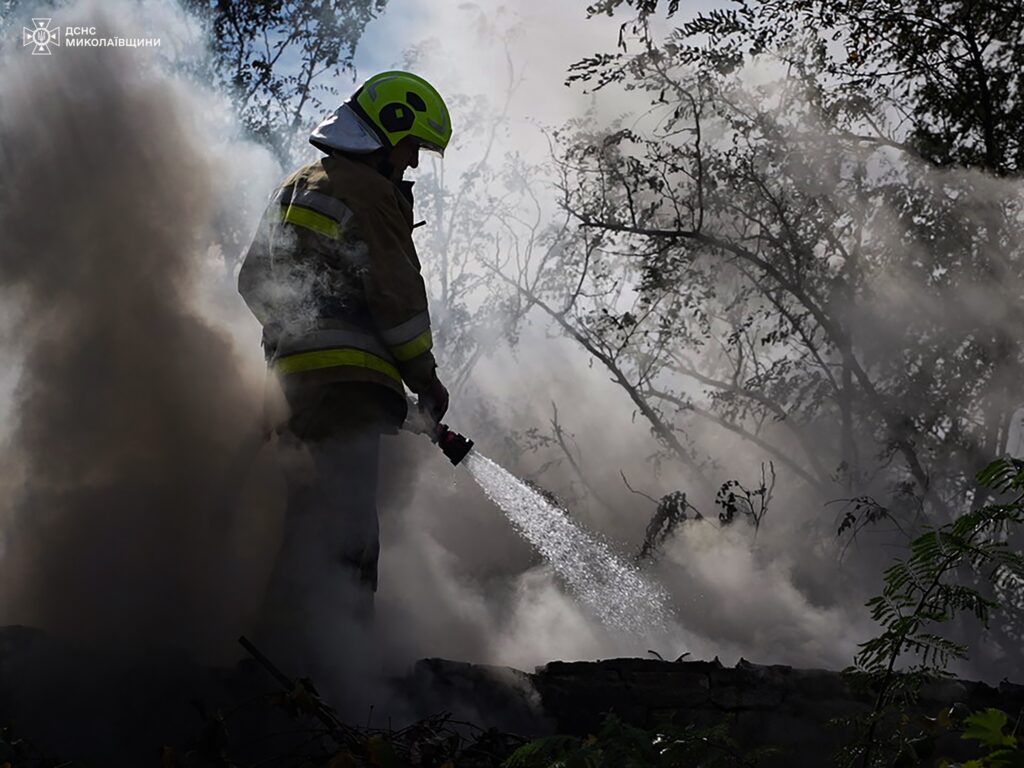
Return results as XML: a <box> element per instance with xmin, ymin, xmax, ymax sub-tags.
<box><xmin>501</xmin><ymin>712</ymin><xmax>774</xmax><ymax>768</ymax></box>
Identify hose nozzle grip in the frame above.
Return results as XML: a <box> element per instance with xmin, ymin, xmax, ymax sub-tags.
<box><xmin>433</xmin><ymin>423</ymin><xmax>474</xmax><ymax>466</ymax></box>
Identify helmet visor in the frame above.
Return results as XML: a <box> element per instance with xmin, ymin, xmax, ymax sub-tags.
<box><xmin>415</xmin><ymin>138</ymin><xmax>445</xmax><ymax>157</ymax></box>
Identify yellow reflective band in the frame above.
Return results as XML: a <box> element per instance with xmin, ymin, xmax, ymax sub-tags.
<box><xmin>379</xmin><ymin>311</ymin><xmax>431</xmax><ymax>346</ymax></box>
<box><xmin>280</xmin><ymin>205</ymin><xmax>341</xmax><ymax>240</ymax></box>
<box><xmin>274</xmin><ymin>348</ymin><xmax>402</xmax><ymax>382</ymax></box>
<box><xmin>390</xmin><ymin>329</ymin><xmax>433</xmax><ymax>362</ymax></box>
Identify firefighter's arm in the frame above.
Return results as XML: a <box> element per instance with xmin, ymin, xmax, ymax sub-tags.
<box><xmin>239</xmin><ymin>182</ymin><xmax>353</xmax><ymax>356</ymax></box>
<box><xmin>237</xmin><ymin>211</ymin><xmax>276</xmax><ymax>327</ymax></box>
<box><xmin>359</xmin><ymin>199</ymin><xmax>441</xmax><ymax>397</ymax></box>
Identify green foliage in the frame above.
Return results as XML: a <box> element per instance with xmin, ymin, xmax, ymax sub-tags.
<box><xmin>956</xmin><ymin>708</ymin><xmax>1024</xmax><ymax>768</ymax></box>
<box><xmin>963</xmin><ymin>709</ymin><xmax>1017</xmax><ymax>749</ymax></box>
<box><xmin>715</xmin><ymin>462</ymin><xmax>775</xmax><ymax>533</ymax></box>
<box><xmin>635</xmin><ymin>490</ymin><xmax>699</xmax><ymax>563</ymax></box>
<box><xmin>502</xmin><ymin>712</ymin><xmax>772</xmax><ymax>768</ymax></box>
<box><xmin>852</xmin><ymin>459</ymin><xmax>1024</xmax><ymax>691</ymax></box>
<box><xmin>544</xmin><ymin>0</ymin><xmax>1024</xmax><ymax>538</ymax></box>
<box><xmin>842</xmin><ymin>459</ymin><xmax>1024</xmax><ymax>767</ymax></box>
<box><xmin>836</xmin><ymin>496</ymin><xmax>890</xmax><ymax>538</ymax></box>
<box><xmin>976</xmin><ymin>460</ymin><xmax>1024</xmax><ymax>495</ymax></box>
<box><xmin>179</xmin><ymin>0</ymin><xmax>386</xmax><ymax>162</ymax></box>
<box><xmin>588</xmin><ymin>0</ymin><xmax>1024</xmax><ymax>174</ymax></box>
<box><xmin>924</xmin><ymin>707</ymin><xmax>1024</xmax><ymax>768</ymax></box>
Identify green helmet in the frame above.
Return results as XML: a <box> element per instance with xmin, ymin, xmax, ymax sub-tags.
<box><xmin>349</xmin><ymin>71</ymin><xmax>452</xmax><ymax>156</ymax></box>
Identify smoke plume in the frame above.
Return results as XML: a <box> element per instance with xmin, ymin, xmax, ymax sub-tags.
<box><xmin>0</xmin><ymin>0</ymin><xmax>281</xmax><ymax>658</ymax></box>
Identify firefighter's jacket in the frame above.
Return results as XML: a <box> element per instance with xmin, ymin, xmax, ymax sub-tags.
<box><xmin>238</xmin><ymin>153</ymin><xmax>437</xmax><ymax>426</ymax></box>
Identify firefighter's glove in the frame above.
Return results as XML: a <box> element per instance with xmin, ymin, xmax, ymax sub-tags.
<box><xmin>419</xmin><ymin>376</ymin><xmax>450</xmax><ymax>424</ymax></box>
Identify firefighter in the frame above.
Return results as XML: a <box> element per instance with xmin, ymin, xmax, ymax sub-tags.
<box><xmin>237</xmin><ymin>71</ymin><xmax>451</xmax><ymax>658</ymax></box>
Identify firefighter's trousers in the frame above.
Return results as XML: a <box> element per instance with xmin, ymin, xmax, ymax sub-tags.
<box><xmin>257</xmin><ymin>420</ymin><xmax>382</xmax><ymax>676</ymax></box>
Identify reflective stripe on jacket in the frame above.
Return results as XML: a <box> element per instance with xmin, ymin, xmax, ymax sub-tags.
<box><xmin>237</xmin><ymin>154</ymin><xmax>437</xmax><ymax>415</ymax></box>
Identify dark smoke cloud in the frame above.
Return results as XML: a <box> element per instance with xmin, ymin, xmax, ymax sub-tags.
<box><xmin>0</xmin><ymin>2</ymin><xmax>277</xmax><ymax>660</ymax></box>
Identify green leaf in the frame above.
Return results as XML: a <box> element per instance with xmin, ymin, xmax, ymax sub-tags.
<box><xmin>962</xmin><ymin>708</ymin><xmax>1016</xmax><ymax>749</ymax></box>
<box><xmin>976</xmin><ymin>459</ymin><xmax>1024</xmax><ymax>493</ymax></box>
<box><xmin>983</xmin><ymin>748</ymin><xmax>1024</xmax><ymax>768</ymax></box>
<box><xmin>503</xmin><ymin>735</ymin><xmax>582</xmax><ymax>768</ymax></box>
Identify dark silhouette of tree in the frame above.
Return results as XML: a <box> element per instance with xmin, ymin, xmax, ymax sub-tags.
<box><xmin>494</xmin><ymin>0</ymin><xmax>1024</xmax><ymax>531</ymax></box>
<box><xmin>181</xmin><ymin>0</ymin><xmax>386</xmax><ymax>163</ymax></box>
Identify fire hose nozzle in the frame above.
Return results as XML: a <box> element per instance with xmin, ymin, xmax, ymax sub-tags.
<box><xmin>403</xmin><ymin>399</ymin><xmax>474</xmax><ymax>465</ymax></box>
<box><xmin>433</xmin><ymin>423</ymin><xmax>474</xmax><ymax>466</ymax></box>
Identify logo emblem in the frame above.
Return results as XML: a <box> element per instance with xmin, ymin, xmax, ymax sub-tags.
<box><xmin>22</xmin><ymin>18</ymin><xmax>60</xmax><ymax>55</ymax></box>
